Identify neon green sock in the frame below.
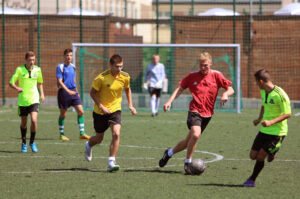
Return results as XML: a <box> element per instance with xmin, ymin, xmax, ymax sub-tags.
<box><xmin>77</xmin><ymin>115</ymin><xmax>85</xmax><ymax>135</ymax></box>
<box><xmin>58</xmin><ymin>117</ymin><xmax>65</xmax><ymax>135</ymax></box>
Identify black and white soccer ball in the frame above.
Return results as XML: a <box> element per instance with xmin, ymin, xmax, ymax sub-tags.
<box><xmin>190</xmin><ymin>159</ymin><xmax>206</xmax><ymax>175</ymax></box>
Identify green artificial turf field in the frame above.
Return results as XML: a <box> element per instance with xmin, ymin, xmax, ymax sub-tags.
<box><xmin>0</xmin><ymin>107</ymin><xmax>299</xmax><ymax>199</ymax></box>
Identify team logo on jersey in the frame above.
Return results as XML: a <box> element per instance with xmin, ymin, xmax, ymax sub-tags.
<box><xmin>106</xmin><ymin>84</ymin><xmax>110</xmax><ymax>87</ymax></box>
<box><xmin>193</xmin><ymin>81</ymin><xmax>198</xmax><ymax>85</ymax></box>
<box><xmin>269</xmin><ymin>99</ymin><xmax>275</xmax><ymax>104</ymax></box>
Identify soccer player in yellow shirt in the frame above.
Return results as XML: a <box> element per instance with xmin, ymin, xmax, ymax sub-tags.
<box><xmin>243</xmin><ymin>69</ymin><xmax>291</xmax><ymax>187</ymax></box>
<box><xmin>84</xmin><ymin>54</ymin><xmax>137</xmax><ymax>172</ymax></box>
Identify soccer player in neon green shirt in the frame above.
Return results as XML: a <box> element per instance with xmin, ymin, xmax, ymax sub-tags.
<box><xmin>243</xmin><ymin>69</ymin><xmax>291</xmax><ymax>187</ymax></box>
<box><xmin>9</xmin><ymin>51</ymin><xmax>45</xmax><ymax>153</ymax></box>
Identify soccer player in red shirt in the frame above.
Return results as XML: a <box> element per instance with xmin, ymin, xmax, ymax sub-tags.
<box><xmin>158</xmin><ymin>52</ymin><xmax>234</xmax><ymax>174</ymax></box>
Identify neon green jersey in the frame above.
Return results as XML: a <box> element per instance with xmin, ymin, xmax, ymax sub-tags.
<box><xmin>10</xmin><ymin>65</ymin><xmax>43</xmax><ymax>106</ymax></box>
<box><xmin>260</xmin><ymin>86</ymin><xmax>291</xmax><ymax>136</ymax></box>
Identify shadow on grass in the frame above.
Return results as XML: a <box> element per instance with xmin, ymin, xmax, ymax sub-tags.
<box><xmin>124</xmin><ymin>169</ymin><xmax>182</xmax><ymax>174</ymax></box>
<box><xmin>12</xmin><ymin>137</ymin><xmax>57</xmax><ymax>141</ymax></box>
<box><xmin>35</xmin><ymin>138</ymin><xmax>58</xmax><ymax>141</ymax></box>
<box><xmin>44</xmin><ymin>168</ymin><xmax>106</xmax><ymax>173</ymax></box>
<box><xmin>0</xmin><ymin>150</ymin><xmax>20</xmax><ymax>153</ymax></box>
<box><xmin>187</xmin><ymin>183</ymin><xmax>244</xmax><ymax>188</ymax></box>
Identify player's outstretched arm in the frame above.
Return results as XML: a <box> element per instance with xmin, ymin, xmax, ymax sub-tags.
<box><xmin>220</xmin><ymin>86</ymin><xmax>234</xmax><ymax>106</ymax></box>
<box><xmin>164</xmin><ymin>86</ymin><xmax>184</xmax><ymax>112</ymax></box>
<box><xmin>125</xmin><ymin>87</ymin><xmax>137</xmax><ymax>115</ymax></box>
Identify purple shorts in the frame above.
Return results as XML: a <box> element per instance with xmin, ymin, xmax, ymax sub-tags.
<box><xmin>57</xmin><ymin>88</ymin><xmax>82</xmax><ymax>109</ymax></box>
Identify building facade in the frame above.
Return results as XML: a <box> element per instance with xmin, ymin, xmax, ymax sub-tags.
<box><xmin>1</xmin><ymin>0</ymin><xmax>152</xmax><ymax>19</ymax></box>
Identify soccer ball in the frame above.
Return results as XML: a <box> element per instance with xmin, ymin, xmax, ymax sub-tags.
<box><xmin>190</xmin><ymin>159</ymin><xmax>206</xmax><ymax>175</ymax></box>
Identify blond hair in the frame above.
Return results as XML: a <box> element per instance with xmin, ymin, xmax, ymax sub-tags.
<box><xmin>199</xmin><ymin>52</ymin><xmax>212</xmax><ymax>62</ymax></box>
<box><xmin>152</xmin><ymin>54</ymin><xmax>159</xmax><ymax>58</ymax></box>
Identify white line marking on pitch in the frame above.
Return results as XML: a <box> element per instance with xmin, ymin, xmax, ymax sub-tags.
<box><xmin>1</xmin><ymin>142</ymin><xmax>299</xmax><ymax>175</ymax></box>
<box><xmin>0</xmin><ymin>143</ymin><xmax>223</xmax><ymax>174</ymax></box>
<box><xmin>0</xmin><ymin>142</ymin><xmax>223</xmax><ymax>163</ymax></box>
<box><xmin>294</xmin><ymin>112</ymin><xmax>300</xmax><ymax>117</ymax></box>
<box><xmin>0</xmin><ymin>110</ymin><xmax>12</xmax><ymax>113</ymax></box>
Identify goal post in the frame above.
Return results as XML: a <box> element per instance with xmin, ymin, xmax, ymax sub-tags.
<box><xmin>72</xmin><ymin>43</ymin><xmax>241</xmax><ymax>113</ymax></box>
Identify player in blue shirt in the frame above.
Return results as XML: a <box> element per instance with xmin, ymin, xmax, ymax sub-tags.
<box><xmin>56</xmin><ymin>49</ymin><xmax>90</xmax><ymax>141</ymax></box>
<box><xmin>144</xmin><ymin>54</ymin><xmax>166</xmax><ymax>116</ymax></box>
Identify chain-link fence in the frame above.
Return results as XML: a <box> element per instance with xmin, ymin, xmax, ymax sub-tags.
<box><xmin>1</xmin><ymin>0</ymin><xmax>299</xmax><ymax>109</ymax></box>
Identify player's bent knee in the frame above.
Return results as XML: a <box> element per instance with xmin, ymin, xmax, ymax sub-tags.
<box><xmin>31</xmin><ymin>118</ymin><xmax>38</xmax><ymax>124</ymax></box>
<box><xmin>60</xmin><ymin>109</ymin><xmax>67</xmax><ymax>118</ymax></box>
<box><xmin>191</xmin><ymin>132</ymin><xmax>201</xmax><ymax>140</ymax></box>
<box><xmin>95</xmin><ymin>133</ymin><xmax>104</xmax><ymax>144</ymax></box>
<box><xmin>95</xmin><ymin>139</ymin><xmax>102</xmax><ymax>144</ymax></box>
<box><xmin>21</xmin><ymin>120</ymin><xmax>27</xmax><ymax>126</ymax></box>
<box><xmin>112</xmin><ymin>132</ymin><xmax>120</xmax><ymax>140</ymax></box>
<box><xmin>249</xmin><ymin>151</ymin><xmax>257</xmax><ymax>160</ymax></box>
<box><xmin>112</xmin><ymin>133</ymin><xmax>120</xmax><ymax>139</ymax></box>
<box><xmin>250</xmin><ymin>154</ymin><xmax>256</xmax><ymax>160</ymax></box>
<box><xmin>256</xmin><ymin>155</ymin><xmax>266</xmax><ymax>162</ymax></box>
<box><xmin>78</xmin><ymin>110</ymin><xmax>84</xmax><ymax>116</ymax></box>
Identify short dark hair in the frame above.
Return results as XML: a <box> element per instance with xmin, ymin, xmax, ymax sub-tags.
<box><xmin>254</xmin><ymin>69</ymin><xmax>271</xmax><ymax>82</ymax></box>
<box><xmin>64</xmin><ymin>48</ymin><xmax>72</xmax><ymax>55</ymax></box>
<box><xmin>110</xmin><ymin>54</ymin><xmax>123</xmax><ymax>65</ymax></box>
<box><xmin>25</xmin><ymin>51</ymin><xmax>35</xmax><ymax>59</ymax></box>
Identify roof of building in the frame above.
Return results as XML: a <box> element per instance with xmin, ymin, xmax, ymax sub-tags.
<box><xmin>152</xmin><ymin>0</ymin><xmax>281</xmax><ymax>4</ymax></box>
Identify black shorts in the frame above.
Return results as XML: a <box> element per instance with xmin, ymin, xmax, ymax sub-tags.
<box><xmin>93</xmin><ymin>111</ymin><xmax>122</xmax><ymax>133</ymax></box>
<box><xmin>186</xmin><ymin>111</ymin><xmax>211</xmax><ymax>132</ymax></box>
<box><xmin>251</xmin><ymin>132</ymin><xmax>285</xmax><ymax>155</ymax></box>
<box><xmin>18</xmin><ymin>103</ymin><xmax>39</xmax><ymax>116</ymax></box>
<box><xmin>149</xmin><ymin>87</ymin><xmax>162</xmax><ymax>97</ymax></box>
<box><xmin>57</xmin><ymin>88</ymin><xmax>82</xmax><ymax>109</ymax></box>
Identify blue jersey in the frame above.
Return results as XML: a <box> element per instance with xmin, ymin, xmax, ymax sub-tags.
<box><xmin>56</xmin><ymin>63</ymin><xmax>77</xmax><ymax>89</ymax></box>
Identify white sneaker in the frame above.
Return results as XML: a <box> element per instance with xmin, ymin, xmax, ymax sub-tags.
<box><xmin>84</xmin><ymin>141</ymin><xmax>92</xmax><ymax>162</ymax></box>
<box><xmin>107</xmin><ymin>161</ymin><xmax>120</xmax><ymax>172</ymax></box>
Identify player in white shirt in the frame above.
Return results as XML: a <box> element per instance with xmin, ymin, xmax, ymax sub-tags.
<box><xmin>144</xmin><ymin>54</ymin><xmax>166</xmax><ymax>116</ymax></box>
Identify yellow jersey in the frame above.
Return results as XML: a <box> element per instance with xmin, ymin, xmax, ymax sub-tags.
<box><xmin>92</xmin><ymin>69</ymin><xmax>130</xmax><ymax>114</ymax></box>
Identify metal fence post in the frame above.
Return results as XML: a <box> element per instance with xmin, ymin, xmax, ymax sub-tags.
<box><xmin>1</xmin><ymin>1</ymin><xmax>5</xmax><ymax>105</ymax></box>
<box><xmin>37</xmin><ymin>0</ymin><xmax>41</xmax><ymax>67</ymax></box>
<box><xmin>56</xmin><ymin>0</ymin><xmax>59</xmax><ymax>14</ymax></box>
<box><xmin>156</xmin><ymin>0</ymin><xmax>159</xmax><ymax>54</ymax></box>
<box><xmin>169</xmin><ymin>0</ymin><xmax>174</xmax><ymax>93</ymax></box>
<box><xmin>191</xmin><ymin>0</ymin><xmax>194</xmax><ymax>15</ymax></box>
<box><xmin>124</xmin><ymin>0</ymin><xmax>127</xmax><ymax>18</ymax></box>
<box><xmin>79</xmin><ymin>0</ymin><xmax>84</xmax><ymax>104</ymax></box>
<box><xmin>259</xmin><ymin>0</ymin><xmax>263</xmax><ymax>15</ymax></box>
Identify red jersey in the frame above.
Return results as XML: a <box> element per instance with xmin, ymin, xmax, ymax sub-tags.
<box><xmin>180</xmin><ymin>70</ymin><xmax>232</xmax><ymax>117</ymax></box>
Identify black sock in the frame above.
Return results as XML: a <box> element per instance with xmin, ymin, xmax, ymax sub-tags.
<box><xmin>30</xmin><ymin>132</ymin><xmax>36</xmax><ymax>144</ymax></box>
<box><xmin>250</xmin><ymin>161</ymin><xmax>265</xmax><ymax>181</ymax></box>
<box><xmin>20</xmin><ymin>127</ymin><xmax>27</xmax><ymax>144</ymax></box>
